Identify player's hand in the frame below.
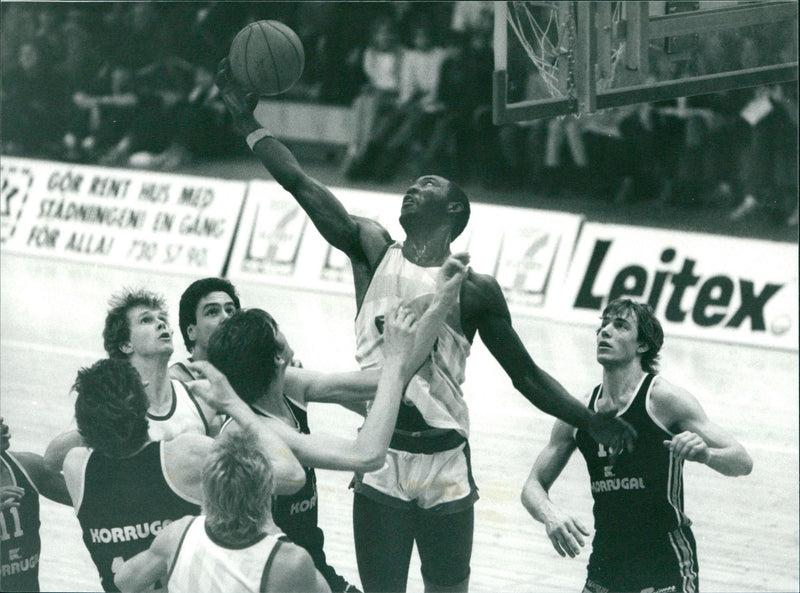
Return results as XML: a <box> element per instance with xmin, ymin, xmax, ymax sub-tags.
<box><xmin>185</xmin><ymin>360</ymin><xmax>243</xmax><ymax>413</ymax></box>
<box><xmin>0</xmin><ymin>485</ymin><xmax>25</xmax><ymax>511</ymax></box>
<box><xmin>544</xmin><ymin>509</ymin><xmax>589</xmax><ymax>558</ymax></box>
<box><xmin>588</xmin><ymin>409</ymin><xmax>637</xmax><ymax>462</ymax></box>
<box><xmin>382</xmin><ymin>304</ymin><xmax>418</xmax><ymax>363</ymax></box>
<box><xmin>435</xmin><ymin>252</ymin><xmax>469</xmax><ymax>303</ymax></box>
<box><xmin>663</xmin><ymin>431</ymin><xmax>710</xmax><ymax>464</ymax></box>
<box><xmin>215</xmin><ymin>58</ymin><xmax>260</xmax><ymax>136</ymax></box>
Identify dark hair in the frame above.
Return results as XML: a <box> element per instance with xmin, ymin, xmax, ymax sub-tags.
<box><xmin>446</xmin><ymin>180</ymin><xmax>471</xmax><ymax>240</ymax></box>
<box><xmin>601</xmin><ymin>298</ymin><xmax>664</xmax><ymax>374</ymax></box>
<box><xmin>178</xmin><ymin>278</ymin><xmax>241</xmax><ymax>352</ymax></box>
<box><xmin>203</xmin><ymin>427</ymin><xmax>273</xmax><ymax>543</ymax></box>
<box><xmin>207</xmin><ymin>309</ymin><xmax>279</xmax><ymax>404</ymax></box>
<box><xmin>73</xmin><ymin>358</ymin><xmax>149</xmax><ymax>457</ymax></box>
<box><xmin>103</xmin><ymin>289</ymin><xmax>167</xmax><ymax>359</ymax></box>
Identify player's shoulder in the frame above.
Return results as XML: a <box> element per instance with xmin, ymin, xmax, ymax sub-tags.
<box><xmin>169</xmin><ymin>361</ymin><xmax>197</xmax><ymax>383</ymax></box>
<box><xmin>461</xmin><ymin>269</ymin><xmax>507</xmax><ymax>312</ymax></box>
<box><xmin>648</xmin><ymin>375</ymin><xmax>699</xmax><ymax>426</ymax></box>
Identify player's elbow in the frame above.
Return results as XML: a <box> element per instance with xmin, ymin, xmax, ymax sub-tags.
<box><xmin>734</xmin><ymin>450</ymin><xmax>754</xmax><ymax>477</ymax></box>
<box><xmin>352</xmin><ymin>448</ymin><xmax>387</xmax><ymax>473</ymax></box>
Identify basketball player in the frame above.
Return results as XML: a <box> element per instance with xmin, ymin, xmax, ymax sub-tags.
<box><xmin>216</xmin><ymin>58</ymin><xmax>636</xmax><ymax>593</ymax></box>
<box><xmin>45</xmin><ymin>288</ymin><xmax>217</xmax><ymax>474</ymax></box>
<box><xmin>521</xmin><ymin>298</ymin><xmax>753</xmax><ymax>593</ymax></box>
<box><xmin>1</xmin><ymin>417</ymin><xmax>70</xmax><ymax>592</ymax></box>
<box><xmin>206</xmin><ymin>254</ymin><xmax>467</xmax><ymax>593</ymax></box>
<box><xmin>114</xmin><ymin>425</ymin><xmax>330</xmax><ymax>593</ymax></box>
<box><xmin>170</xmin><ymin>277</ymin><xmax>240</xmax><ymax>383</ymax></box>
<box><xmin>62</xmin><ymin>357</ymin><xmax>304</xmax><ymax>592</ymax></box>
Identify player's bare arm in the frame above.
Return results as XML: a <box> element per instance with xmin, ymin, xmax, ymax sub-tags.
<box><xmin>267</xmin><ymin>541</ymin><xmax>332</xmax><ymax>593</ymax></box>
<box><xmin>460</xmin><ymin>272</ymin><xmax>635</xmax><ymax>452</ymax></box>
<box><xmin>215</xmin><ymin>58</ymin><xmax>389</xmax><ymax>264</ymax></box>
<box><xmin>256</xmin><ymin>305</ymin><xmax>419</xmax><ymax>472</ymax></box>
<box><xmin>43</xmin><ymin>429</ymin><xmax>85</xmax><ymax>474</ymax></box>
<box><xmin>114</xmin><ymin>515</ymin><xmax>192</xmax><ymax>593</ymax></box>
<box><xmin>186</xmin><ymin>361</ymin><xmax>306</xmax><ymax>494</ymax></box>
<box><xmin>521</xmin><ymin>419</ymin><xmax>589</xmax><ymax>559</ymax></box>
<box><xmin>650</xmin><ymin>377</ymin><xmax>753</xmax><ymax>476</ymax></box>
<box><xmin>11</xmin><ymin>451</ymin><xmax>71</xmax><ymax>506</ymax></box>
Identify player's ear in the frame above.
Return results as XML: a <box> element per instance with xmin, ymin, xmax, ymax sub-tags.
<box><xmin>120</xmin><ymin>342</ymin><xmax>134</xmax><ymax>355</ymax></box>
<box><xmin>186</xmin><ymin>324</ymin><xmax>197</xmax><ymax>343</ymax></box>
<box><xmin>447</xmin><ymin>202</ymin><xmax>465</xmax><ymax>214</ymax></box>
<box><xmin>636</xmin><ymin>342</ymin><xmax>649</xmax><ymax>354</ymax></box>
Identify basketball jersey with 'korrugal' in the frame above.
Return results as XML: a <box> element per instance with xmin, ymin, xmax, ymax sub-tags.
<box><xmin>575</xmin><ymin>374</ymin><xmax>692</xmax><ymax>551</ymax></box>
<box><xmin>354</xmin><ymin>242</ymin><xmax>471</xmax><ymax>437</ymax></box>
<box><xmin>1</xmin><ymin>452</ymin><xmax>41</xmax><ymax>592</ymax></box>
<box><xmin>75</xmin><ymin>441</ymin><xmax>201</xmax><ymax>591</ymax></box>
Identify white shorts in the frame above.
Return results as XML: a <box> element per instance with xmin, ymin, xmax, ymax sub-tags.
<box><xmin>353</xmin><ymin>442</ymin><xmax>479</xmax><ymax>513</ymax></box>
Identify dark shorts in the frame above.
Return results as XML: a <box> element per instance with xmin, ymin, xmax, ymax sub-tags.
<box><xmin>586</xmin><ymin>526</ymin><xmax>698</xmax><ymax>593</ymax></box>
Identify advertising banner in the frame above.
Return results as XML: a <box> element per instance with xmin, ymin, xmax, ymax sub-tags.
<box><xmin>555</xmin><ymin>223</ymin><xmax>798</xmax><ymax>350</ymax></box>
<box><xmin>227</xmin><ymin>181</ymin><xmax>583</xmax><ymax>315</ymax></box>
<box><xmin>0</xmin><ymin>157</ymin><xmax>246</xmax><ymax>276</ymax></box>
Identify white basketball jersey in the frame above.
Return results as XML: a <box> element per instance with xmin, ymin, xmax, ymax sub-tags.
<box><xmin>355</xmin><ymin>243</ymin><xmax>471</xmax><ymax>437</ymax></box>
<box><xmin>147</xmin><ymin>380</ymin><xmax>209</xmax><ymax>441</ymax></box>
<box><xmin>168</xmin><ymin>517</ymin><xmax>284</xmax><ymax>593</ymax></box>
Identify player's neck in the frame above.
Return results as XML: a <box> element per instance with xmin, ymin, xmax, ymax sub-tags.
<box><xmin>131</xmin><ymin>356</ymin><xmax>172</xmax><ymax>408</ymax></box>
<box><xmin>253</xmin><ymin>382</ymin><xmax>294</xmax><ymax>424</ymax></box>
<box><xmin>601</xmin><ymin>363</ymin><xmax>646</xmax><ymax>407</ymax></box>
<box><xmin>402</xmin><ymin>232</ymin><xmax>451</xmax><ymax>266</ymax></box>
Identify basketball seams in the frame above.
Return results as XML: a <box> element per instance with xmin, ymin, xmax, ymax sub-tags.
<box><xmin>229</xmin><ymin>20</ymin><xmax>303</xmax><ymax>96</ymax></box>
<box><xmin>258</xmin><ymin>21</ymin><xmax>281</xmax><ymax>95</ymax></box>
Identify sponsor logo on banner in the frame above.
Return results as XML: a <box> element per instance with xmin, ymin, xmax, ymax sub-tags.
<box><xmin>1</xmin><ymin>163</ymin><xmax>34</xmax><ymax>244</ymax></box>
<box><xmin>0</xmin><ymin>158</ymin><xmax>246</xmax><ymax>276</ymax></box>
<box><xmin>240</xmin><ymin>195</ymin><xmax>307</xmax><ymax>276</ymax></box>
<box><xmin>558</xmin><ymin>224</ymin><xmax>798</xmax><ymax>349</ymax></box>
<box><xmin>494</xmin><ymin>227</ymin><xmax>560</xmax><ymax>308</ymax></box>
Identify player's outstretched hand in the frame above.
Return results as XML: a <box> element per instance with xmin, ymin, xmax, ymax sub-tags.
<box><xmin>382</xmin><ymin>304</ymin><xmax>418</xmax><ymax>365</ymax></box>
<box><xmin>588</xmin><ymin>409</ymin><xmax>637</xmax><ymax>461</ymax></box>
<box><xmin>185</xmin><ymin>360</ymin><xmax>242</xmax><ymax>414</ymax></box>
<box><xmin>435</xmin><ymin>252</ymin><xmax>469</xmax><ymax>303</ymax></box>
<box><xmin>215</xmin><ymin>58</ymin><xmax>260</xmax><ymax>136</ymax></box>
<box><xmin>0</xmin><ymin>485</ymin><xmax>25</xmax><ymax>511</ymax></box>
<box><xmin>544</xmin><ymin>509</ymin><xmax>590</xmax><ymax>558</ymax></box>
<box><xmin>663</xmin><ymin>431</ymin><xmax>710</xmax><ymax>464</ymax></box>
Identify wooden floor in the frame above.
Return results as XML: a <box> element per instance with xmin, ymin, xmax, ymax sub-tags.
<box><xmin>1</xmin><ymin>251</ymin><xmax>797</xmax><ymax>592</ymax></box>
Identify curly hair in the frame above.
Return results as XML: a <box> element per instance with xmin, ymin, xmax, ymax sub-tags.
<box><xmin>103</xmin><ymin>288</ymin><xmax>167</xmax><ymax>359</ymax></box>
<box><xmin>178</xmin><ymin>278</ymin><xmax>241</xmax><ymax>353</ymax></box>
<box><xmin>73</xmin><ymin>358</ymin><xmax>149</xmax><ymax>457</ymax></box>
<box><xmin>207</xmin><ymin>309</ymin><xmax>279</xmax><ymax>404</ymax></box>
<box><xmin>601</xmin><ymin>298</ymin><xmax>665</xmax><ymax>374</ymax></box>
<box><xmin>202</xmin><ymin>427</ymin><xmax>274</xmax><ymax>544</ymax></box>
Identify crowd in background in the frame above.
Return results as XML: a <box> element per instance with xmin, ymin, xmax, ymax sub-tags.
<box><xmin>1</xmin><ymin>1</ymin><xmax>797</xmax><ymax>226</ymax></box>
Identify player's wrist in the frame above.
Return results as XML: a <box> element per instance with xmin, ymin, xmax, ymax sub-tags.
<box><xmin>245</xmin><ymin>127</ymin><xmax>274</xmax><ymax>151</ymax></box>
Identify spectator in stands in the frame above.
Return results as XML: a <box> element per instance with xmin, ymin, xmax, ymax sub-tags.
<box><xmin>341</xmin><ymin>16</ymin><xmax>403</xmax><ymax>178</ymax></box>
<box><xmin>359</xmin><ymin>18</ymin><xmax>449</xmax><ymax>181</ymax></box>
<box><xmin>1</xmin><ymin>41</ymin><xmax>68</xmax><ymax>157</ymax></box>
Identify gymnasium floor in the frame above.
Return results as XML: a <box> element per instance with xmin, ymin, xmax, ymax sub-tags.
<box><xmin>1</xmin><ymin>248</ymin><xmax>797</xmax><ymax>593</ymax></box>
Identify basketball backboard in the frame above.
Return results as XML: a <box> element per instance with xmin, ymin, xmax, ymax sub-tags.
<box><xmin>493</xmin><ymin>1</ymin><xmax>799</xmax><ymax>123</ymax></box>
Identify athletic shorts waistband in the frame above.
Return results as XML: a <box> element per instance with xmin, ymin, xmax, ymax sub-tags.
<box><xmin>389</xmin><ymin>429</ymin><xmax>466</xmax><ymax>453</ymax></box>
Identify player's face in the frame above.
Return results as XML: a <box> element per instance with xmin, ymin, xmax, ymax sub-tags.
<box><xmin>188</xmin><ymin>291</ymin><xmax>238</xmax><ymax>358</ymax></box>
<box><xmin>124</xmin><ymin>306</ymin><xmax>174</xmax><ymax>358</ymax></box>
<box><xmin>596</xmin><ymin>311</ymin><xmax>643</xmax><ymax>367</ymax></box>
<box><xmin>400</xmin><ymin>175</ymin><xmax>451</xmax><ymax>227</ymax></box>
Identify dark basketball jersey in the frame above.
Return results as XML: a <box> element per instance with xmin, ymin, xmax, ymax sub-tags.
<box><xmin>243</xmin><ymin>397</ymin><xmax>347</xmax><ymax>591</ymax></box>
<box><xmin>76</xmin><ymin>442</ymin><xmax>201</xmax><ymax>591</ymax></box>
<box><xmin>1</xmin><ymin>452</ymin><xmax>41</xmax><ymax>592</ymax></box>
<box><xmin>576</xmin><ymin>374</ymin><xmax>696</xmax><ymax>589</ymax></box>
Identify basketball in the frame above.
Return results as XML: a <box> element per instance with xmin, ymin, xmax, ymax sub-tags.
<box><xmin>228</xmin><ymin>20</ymin><xmax>305</xmax><ymax>96</ymax></box>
